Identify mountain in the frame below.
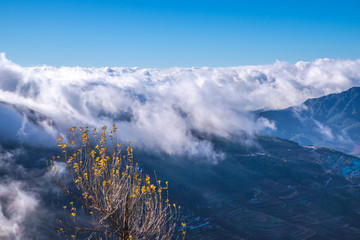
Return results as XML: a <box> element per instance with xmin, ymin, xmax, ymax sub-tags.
<box><xmin>2</xmin><ymin>89</ymin><xmax>360</xmax><ymax>239</ymax></box>
<box><xmin>0</xmin><ymin>101</ymin><xmax>57</xmax><ymax>146</ymax></box>
<box><xmin>135</xmin><ymin>134</ymin><xmax>360</xmax><ymax>239</ymax></box>
<box><xmin>3</xmin><ymin>133</ymin><xmax>360</xmax><ymax>239</ymax></box>
<box><xmin>258</xmin><ymin>87</ymin><xmax>360</xmax><ymax>155</ymax></box>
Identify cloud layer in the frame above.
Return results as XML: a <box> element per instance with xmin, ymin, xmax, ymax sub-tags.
<box><xmin>1</xmin><ymin>53</ymin><xmax>360</xmax><ymax>156</ymax></box>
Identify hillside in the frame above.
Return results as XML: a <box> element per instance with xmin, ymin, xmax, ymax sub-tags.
<box><xmin>136</xmin><ymin>134</ymin><xmax>360</xmax><ymax>239</ymax></box>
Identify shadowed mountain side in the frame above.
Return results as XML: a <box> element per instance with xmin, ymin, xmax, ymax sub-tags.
<box><xmin>258</xmin><ymin>87</ymin><xmax>360</xmax><ymax>155</ymax></box>
<box><xmin>1</xmin><ymin>134</ymin><xmax>360</xmax><ymax>239</ymax></box>
<box><xmin>135</xmin><ymin>134</ymin><xmax>360</xmax><ymax>239</ymax></box>
<box><xmin>0</xmin><ymin>101</ymin><xmax>57</xmax><ymax>147</ymax></box>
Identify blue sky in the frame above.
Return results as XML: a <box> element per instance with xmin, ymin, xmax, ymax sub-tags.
<box><xmin>0</xmin><ymin>0</ymin><xmax>359</xmax><ymax>68</ymax></box>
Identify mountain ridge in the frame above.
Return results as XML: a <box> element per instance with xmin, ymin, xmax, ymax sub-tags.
<box><xmin>258</xmin><ymin>86</ymin><xmax>360</xmax><ymax>155</ymax></box>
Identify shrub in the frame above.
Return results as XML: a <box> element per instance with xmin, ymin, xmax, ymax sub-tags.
<box><xmin>50</xmin><ymin>124</ymin><xmax>185</xmax><ymax>239</ymax></box>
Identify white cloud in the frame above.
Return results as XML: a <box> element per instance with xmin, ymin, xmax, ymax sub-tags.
<box><xmin>0</xmin><ymin>182</ymin><xmax>38</xmax><ymax>240</ymax></box>
<box><xmin>0</xmin><ymin>53</ymin><xmax>360</xmax><ymax>156</ymax></box>
<box><xmin>0</xmin><ymin>146</ymin><xmax>59</xmax><ymax>239</ymax></box>
<box><xmin>314</xmin><ymin>120</ymin><xmax>334</xmax><ymax>140</ymax></box>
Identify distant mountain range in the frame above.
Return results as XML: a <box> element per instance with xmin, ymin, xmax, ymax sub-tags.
<box><xmin>258</xmin><ymin>87</ymin><xmax>360</xmax><ymax>156</ymax></box>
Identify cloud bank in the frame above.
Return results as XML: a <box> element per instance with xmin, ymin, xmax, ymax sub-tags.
<box><xmin>1</xmin><ymin>53</ymin><xmax>360</xmax><ymax>156</ymax></box>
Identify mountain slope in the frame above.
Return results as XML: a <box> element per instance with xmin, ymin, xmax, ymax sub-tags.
<box><xmin>136</xmin><ymin>134</ymin><xmax>360</xmax><ymax>239</ymax></box>
<box><xmin>1</xmin><ymin>130</ymin><xmax>360</xmax><ymax>239</ymax></box>
<box><xmin>258</xmin><ymin>87</ymin><xmax>360</xmax><ymax>155</ymax></box>
<box><xmin>0</xmin><ymin>101</ymin><xmax>57</xmax><ymax>146</ymax></box>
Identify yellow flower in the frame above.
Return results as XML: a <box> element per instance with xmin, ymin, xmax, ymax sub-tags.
<box><xmin>71</xmin><ymin>212</ymin><xmax>76</xmax><ymax>217</ymax></box>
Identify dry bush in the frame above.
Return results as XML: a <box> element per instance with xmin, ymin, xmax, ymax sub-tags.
<box><xmin>49</xmin><ymin>124</ymin><xmax>185</xmax><ymax>239</ymax></box>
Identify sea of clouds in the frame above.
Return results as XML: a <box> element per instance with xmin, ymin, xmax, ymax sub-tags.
<box><xmin>1</xmin><ymin>53</ymin><xmax>360</xmax><ymax>238</ymax></box>
<box><xmin>1</xmin><ymin>53</ymin><xmax>360</xmax><ymax>156</ymax></box>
